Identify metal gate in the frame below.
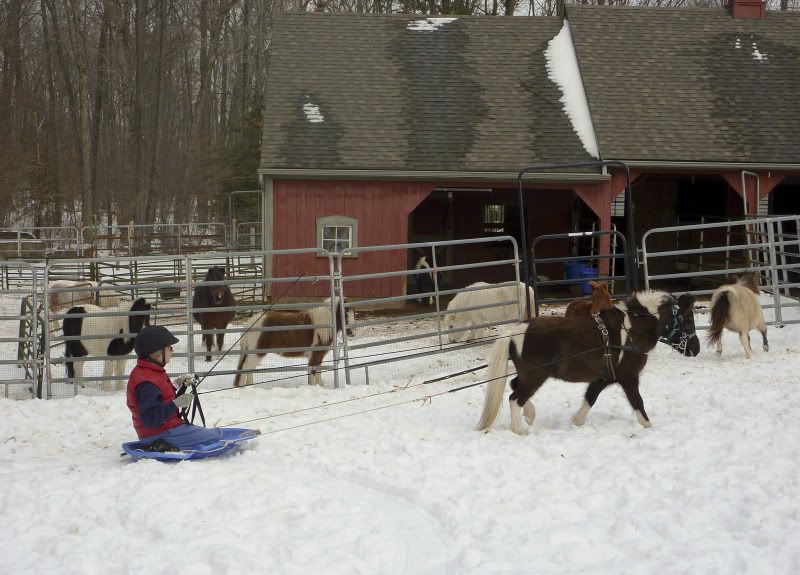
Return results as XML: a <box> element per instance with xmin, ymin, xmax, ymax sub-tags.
<box><xmin>530</xmin><ymin>229</ymin><xmax>629</xmax><ymax>317</ymax></box>
<box><xmin>335</xmin><ymin>236</ymin><xmax>524</xmax><ymax>386</ymax></box>
<box><xmin>642</xmin><ymin>214</ymin><xmax>800</xmax><ymax>326</ymax></box>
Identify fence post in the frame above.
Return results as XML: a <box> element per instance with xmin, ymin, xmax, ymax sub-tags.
<box><xmin>335</xmin><ymin>254</ymin><xmax>351</xmax><ymax>387</ymax></box>
<box><xmin>185</xmin><ymin>256</ymin><xmax>195</xmax><ymax>379</ymax></box>
<box><xmin>430</xmin><ymin>245</ymin><xmax>444</xmax><ymax>350</ymax></box>
<box><xmin>766</xmin><ymin>220</ymin><xmax>783</xmax><ymax>325</ymax></box>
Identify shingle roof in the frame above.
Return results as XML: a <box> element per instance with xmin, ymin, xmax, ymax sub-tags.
<box><xmin>566</xmin><ymin>5</ymin><xmax>800</xmax><ymax>164</ymax></box>
<box><xmin>260</xmin><ymin>13</ymin><xmax>595</xmax><ymax>175</ymax></box>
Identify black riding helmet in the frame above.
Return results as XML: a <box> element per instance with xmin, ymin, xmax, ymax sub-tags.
<box><xmin>134</xmin><ymin>325</ymin><xmax>179</xmax><ymax>358</ymax></box>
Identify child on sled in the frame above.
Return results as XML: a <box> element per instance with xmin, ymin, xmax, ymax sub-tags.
<box><xmin>126</xmin><ymin>325</ymin><xmax>223</xmax><ymax>450</ymax></box>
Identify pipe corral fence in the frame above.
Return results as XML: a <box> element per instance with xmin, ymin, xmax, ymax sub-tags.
<box><xmin>642</xmin><ymin>214</ymin><xmax>800</xmax><ymax>327</ymax></box>
<box><xmin>1</xmin><ymin>237</ymin><xmax>535</xmax><ymax>398</ymax></box>
<box><xmin>3</xmin><ymin>218</ymin><xmax>800</xmax><ymax>399</ymax></box>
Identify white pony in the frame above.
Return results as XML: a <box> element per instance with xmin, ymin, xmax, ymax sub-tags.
<box><xmin>234</xmin><ymin>298</ymin><xmax>355</xmax><ymax>388</ymax></box>
<box><xmin>63</xmin><ymin>298</ymin><xmax>151</xmax><ymax>390</ymax></box>
<box><xmin>707</xmin><ymin>274</ymin><xmax>768</xmax><ymax>359</ymax></box>
<box><xmin>445</xmin><ymin>281</ymin><xmax>535</xmax><ymax>343</ymax></box>
<box><xmin>47</xmin><ymin>280</ymin><xmax>122</xmax><ymax>332</ymax></box>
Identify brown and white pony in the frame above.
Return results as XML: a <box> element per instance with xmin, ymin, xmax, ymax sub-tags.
<box><xmin>233</xmin><ymin>298</ymin><xmax>355</xmax><ymax>387</ymax></box>
<box><xmin>707</xmin><ymin>274</ymin><xmax>768</xmax><ymax>359</ymax></box>
<box><xmin>475</xmin><ymin>291</ymin><xmax>699</xmax><ymax>435</ymax></box>
<box><xmin>564</xmin><ymin>281</ymin><xmax>613</xmax><ymax>318</ymax></box>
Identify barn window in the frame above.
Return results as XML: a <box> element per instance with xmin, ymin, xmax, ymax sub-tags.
<box><xmin>317</xmin><ymin>215</ymin><xmax>358</xmax><ymax>255</ymax></box>
<box><xmin>483</xmin><ymin>204</ymin><xmax>505</xmax><ymax>234</ymax></box>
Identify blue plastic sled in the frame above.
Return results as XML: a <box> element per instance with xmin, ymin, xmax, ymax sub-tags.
<box><xmin>121</xmin><ymin>428</ymin><xmax>261</xmax><ymax>461</ymax></box>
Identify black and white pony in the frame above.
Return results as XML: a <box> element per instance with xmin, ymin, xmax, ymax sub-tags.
<box><xmin>475</xmin><ymin>291</ymin><xmax>699</xmax><ymax>435</ymax></box>
<box><xmin>47</xmin><ymin>280</ymin><xmax>122</xmax><ymax>332</ymax></box>
<box><xmin>412</xmin><ymin>256</ymin><xmax>442</xmax><ymax>306</ymax></box>
<box><xmin>707</xmin><ymin>274</ymin><xmax>768</xmax><ymax>359</ymax></box>
<box><xmin>63</xmin><ymin>298</ymin><xmax>152</xmax><ymax>391</ymax></box>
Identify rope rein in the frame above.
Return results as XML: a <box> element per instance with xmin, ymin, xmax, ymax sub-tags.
<box><xmin>217</xmin><ymin>296</ymin><xmax>696</xmax><ymax>434</ymax></box>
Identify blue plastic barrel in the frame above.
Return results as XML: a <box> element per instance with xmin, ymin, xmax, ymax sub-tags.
<box><xmin>578</xmin><ymin>267</ymin><xmax>599</xmax><ymax>295</ymax></box>
<box><xmin>564</xmin><ymin>261</ymin><xmax>587</xmax><ymax>281</ymax></box>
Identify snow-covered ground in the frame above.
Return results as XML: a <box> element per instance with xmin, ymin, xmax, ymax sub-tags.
<box><xmin>1</xmin><ymin>292</ymin><xmax>800</xmax><ymax>574</ymax></box>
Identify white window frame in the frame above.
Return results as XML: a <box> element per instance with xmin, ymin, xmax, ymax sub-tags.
<box><xmin>317</xmin><ymin>215</ymin><xmax>358</xmax><ymax>257</ymax></box>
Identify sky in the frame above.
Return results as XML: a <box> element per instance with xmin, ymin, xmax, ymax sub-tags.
<box><xmin>1</xmin><ymin>292</ymin><xmax>799</xmax><ymax>574</ymax></box>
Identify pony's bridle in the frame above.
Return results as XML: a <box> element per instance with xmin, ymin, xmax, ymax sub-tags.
<box><xmin>659</xmin><ymin>299</ymin><xmax>695</xmax><ymax>354</ymax></box>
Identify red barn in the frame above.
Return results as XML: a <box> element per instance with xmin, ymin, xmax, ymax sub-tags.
<box><xmin>259</xmin><ymin>4</ymin><xmax>800</xmax><ymax>298</ymax></box>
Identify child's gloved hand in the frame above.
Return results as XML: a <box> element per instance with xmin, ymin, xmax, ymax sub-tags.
<box><xmin>173</xmin><ymin>394</ymin><xmax>193</xmax><ymax>410</ymax></box>
<box><xmin>173</xmin><ymin>374</ymin><xmax>195</xmax><ymax>389</ymax></box>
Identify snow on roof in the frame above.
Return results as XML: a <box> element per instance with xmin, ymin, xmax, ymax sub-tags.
<box><xmin>544</xmin><ymin>20</ymin><xmax>600</xmax><ymax>159</ymax></box>
<box><xmin>407</xmin><ymin>18</ymin><xmax>457</xmax><ymax>32</ymax></box>
<box><xmin>303</xmin><ymin>102</ymin><xmax>325</xmax><ymax>123</ymax></box>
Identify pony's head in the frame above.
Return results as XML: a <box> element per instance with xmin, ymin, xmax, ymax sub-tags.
<box><xmin>588</xmin><ymin>281</ymin><xmax>612</xmax><ymax>313</ymax></box>
<box><xmin>445</xmin><ymin>313</ymin><xmax>468</xmax><ymax>343</ymax></box>
<box><xmin>205</xmin><ymin>266</ymin><xmax>228</xmax><ymax>305</ymax></box>
<box><xmin>129</xmin><ymin>298</ymin><xmax>152</xmax><ymax>332</ymax></box>
<box><xmin>628</xmin><ymin>291</ymin><xmax>699</xmax><ymax>357</ymax></box>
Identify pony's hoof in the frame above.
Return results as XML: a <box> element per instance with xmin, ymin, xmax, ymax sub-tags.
<box><xmin>571</xmin><ymin>401</ymin><xmax>591</xmax><ymax>426</ymax></box>
<box><xmin>635</xmin><ymin>411</ymin><xmax>652</xmax><ymax>428</ymax></box>
<box><xmin>511</xmin><ymin>426</ymin><xmax>529</xmax><ymax>436</ymax></box>
<box><xmin>763</xmin><ymin>345</ymin><xmax>769</xmax><ymax>352</ymax></box>
<box><xmin>716</xmin><ymin>350</ymin><xmax>722</xmax><ymax>357</ymax></box>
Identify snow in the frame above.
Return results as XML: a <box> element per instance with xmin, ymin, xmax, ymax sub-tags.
<box><xmin>302</xmin><ymin>102</ymin><xmax>325</xmax><ymax>123</ymax></box>
<box><xmin>407</xmin><ymin>18</ymin><xmax>457</xmax><ymax>32</ymax></box>
<box><xmin>751</xmin><ymin>40</ymin><xmax>769</xmax><ymax>63</ymax></box>
<box><xmin>545</xmin><ymin>21</ymin><xmax>600</xmax><ymax>159</ymax></box>
<box><xmin>2</xmin><ymin>293</ymin><xmax>800</xmax><ymax>574</ymax></box>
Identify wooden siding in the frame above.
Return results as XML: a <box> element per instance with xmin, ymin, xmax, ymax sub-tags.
<box><xmin>272</xmin><ymin>180</ymin><xmax>432</xmax><ymax>298</ymax></box>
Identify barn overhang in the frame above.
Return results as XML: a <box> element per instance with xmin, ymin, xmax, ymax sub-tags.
<box><xmin>610</xmin><ymin>160</ymin><xmax>800</xmax><ymax>172</ymax></box>
<box><xmin>257</xmin><ymin>168</ymin><xmax>610</xmax><ymax>186</ymax></box>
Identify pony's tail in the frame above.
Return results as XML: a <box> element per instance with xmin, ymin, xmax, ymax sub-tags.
<box><xmin>475</xmin><ymin>337</ymin><xmax>511</xmax><ymax>431</ymax></box>
<box><xmin>707</xmin><ymin>290</ymin><xmax>731</xmax><ymax>347</ymax></box>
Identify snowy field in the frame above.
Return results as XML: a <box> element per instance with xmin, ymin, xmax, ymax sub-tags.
<box><xmin>1</xmin><ymin>292</ymin><xmax>800</xmax><ymax>574</ymax></box>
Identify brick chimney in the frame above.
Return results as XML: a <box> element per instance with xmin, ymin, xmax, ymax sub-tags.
<box><xmin>727</xmin><ymin>0</ymin><xmax>766</xmax><ymax>19</ymax></box>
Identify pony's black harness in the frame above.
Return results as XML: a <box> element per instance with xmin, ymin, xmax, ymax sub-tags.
<box><xmin>592</xmin><ymin>313</ymin><xmax>618</xmax><ymax>382</ymax></box>
<box><xmin>659</xmin><ymin>299</ymin><xmax>695</xmax><ymax>354</ymax></box>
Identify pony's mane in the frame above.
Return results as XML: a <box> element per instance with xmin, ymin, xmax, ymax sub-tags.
<box><xmin>631</xmin><ymin>290</ymin><xmax>671</xmax><ymax>316</ymax></box>
<box><xmin>736</xmin><ymin>273</ymin><xmax>760</xmax><ymax>294</ymax></box>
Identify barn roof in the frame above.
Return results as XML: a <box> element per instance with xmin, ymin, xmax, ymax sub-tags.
<box><xmin>260</xmin><ymin>9</ymin><xmax>800</xmax><ymax>179</ymax></box>
<box><xmin>260</xmin><ymin>13</ymin><xmax>598</xmax><ymax>179</ymax></box>
<box><xmin>566</xmin><ymin>5</ymin><xmax>800</xmax><ymax>164</ymax></box>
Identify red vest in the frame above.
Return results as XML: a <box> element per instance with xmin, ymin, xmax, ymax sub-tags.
<box><xmin>126</xmin><ymin>358</ymin><xmax>184</xmax><ymax>438</ymax></box>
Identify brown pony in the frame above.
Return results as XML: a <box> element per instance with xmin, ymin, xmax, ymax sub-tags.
<box><xmin>192</xmin><ymin>266</ymin><xmax>236</xmax><ymax>361</ymax></box>
<box><xmin>707</xmin><ymin>273</ymin><xmax>768</xmax><ymax>359</ymax></box>
<box><xmin>475</xmin><ymin>291</ymin><xmax>699</xmax><ymax>435</ymax></box>
<box><xmin>233</xmin><ymin>298</ymin><xmax>355</xmax><ymax>387</ymax></box>
<box><xmin>564</xmin><ymin>281</ymin><xmax>613</xmax><ymax>318</ymax></box>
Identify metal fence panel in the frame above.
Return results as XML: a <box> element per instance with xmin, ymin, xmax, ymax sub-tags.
<box><xmin>336</xmin><ymin>236</ymin><xmax>523</xmax><ymax>386</ymax></box>
<box><xmin>0</xmin><ymin>261</ymin><xmax>41</xmax><ymax>398</ymax></box>
<box><xmin>642</xmin><ymin>214</ymin><xmax>800</xmax><ymax>327</ymax></box>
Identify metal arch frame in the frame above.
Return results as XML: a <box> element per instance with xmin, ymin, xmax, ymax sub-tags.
<box><xmin>517</xmin><ymin>160</ymin><xmax>638</xmax><ymax>319</ymax></box>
